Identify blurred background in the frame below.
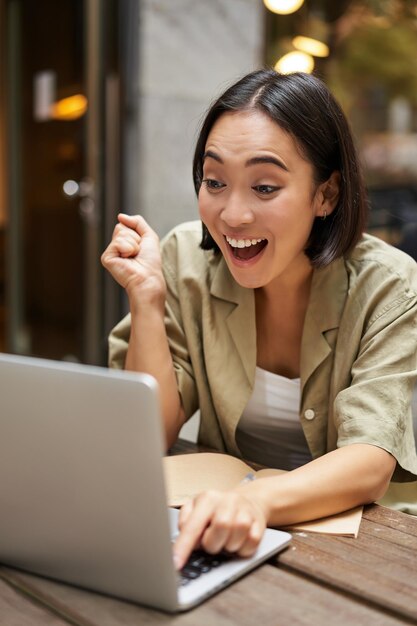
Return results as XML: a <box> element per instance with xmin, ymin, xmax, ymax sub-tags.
<box><xmin>0</xmin><ymin>0</ymin><xmax>416</xmax><ymax>367</ymax></box>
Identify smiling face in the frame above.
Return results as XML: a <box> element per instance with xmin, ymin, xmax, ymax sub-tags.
<box><xmin>199</xmin><ymin>110</ymin><xmax>332</xmax><ymax>291</ymax></box>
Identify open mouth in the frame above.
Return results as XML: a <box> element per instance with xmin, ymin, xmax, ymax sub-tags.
<box><xmin>225</xmin><ymin>236</ymin><xmax>268</xmax><ymax>261</ymax></box>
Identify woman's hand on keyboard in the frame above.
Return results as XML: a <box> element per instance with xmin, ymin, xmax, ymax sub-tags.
<box><xmin>173</xmin><ymin>489</ymin><xmax>267</xmax><ymax>571</ymax></box>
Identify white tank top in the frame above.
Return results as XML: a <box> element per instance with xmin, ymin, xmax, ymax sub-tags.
<box><xmin>235</xmin><ymin>367</ymin><xmax>312</xmax><ymax>471</ymax></box>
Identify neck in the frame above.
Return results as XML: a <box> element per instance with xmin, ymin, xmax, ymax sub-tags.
<box><xmin>259</xmin><ymin>256</ymin><xmax>314</xmax><ymax>303</ymax></box>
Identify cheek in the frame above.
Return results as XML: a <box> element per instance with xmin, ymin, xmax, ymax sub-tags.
<box><xmin>198</xmin><ymin>191</ymin><xmax>215</xmax><ymax>223</ymax></box>
<box><xmin>267</xmin><ymin>196</ymin><xmax>317</xmax><ymax>244</ymax></box>
<box><xmin>277</xmin><ymin>189</ymin><xmax>317</xmax><ymax>222</ymax></box>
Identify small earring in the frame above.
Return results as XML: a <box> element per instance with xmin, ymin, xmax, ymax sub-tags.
<box><xmin>322</xmin><ymin>210</ymin><xmax>327</xmax><ymax>221</ymax></box>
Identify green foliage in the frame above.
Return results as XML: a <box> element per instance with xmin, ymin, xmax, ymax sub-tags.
<box><xmin>365</xmin><ymin>0</ymin><xmax>417</xmax><ymax>18</ymax></box>
<box><xmin>336</xmin><ymin>19</ymin><xmax>417</xmax><ymax>102</ymax></box>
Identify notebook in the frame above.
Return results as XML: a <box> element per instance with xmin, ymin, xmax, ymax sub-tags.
<box><xmin>0</xmin><ymin>353</ymin><xmax>291</xmax><ymax>612</ymax></box>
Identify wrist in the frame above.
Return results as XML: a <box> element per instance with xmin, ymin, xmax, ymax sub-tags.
<box><xmin>237</xmin><ymin>481</ymin><xmax>272</xmax><ymax>522</ymax></box>
<box><xmin>126</xmin><ymin>274</ymin><xmax>166</xmax><ymax>313</ymax></box>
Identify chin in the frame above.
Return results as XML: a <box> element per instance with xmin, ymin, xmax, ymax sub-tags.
<box><xmin>229</xmin><ymin>271</ymin><xmax>266</xmax><ymax>290</ymax></box>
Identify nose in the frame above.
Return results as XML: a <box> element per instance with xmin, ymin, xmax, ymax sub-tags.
<box><xmin>220</xmin><ymin>192</ymin><xmax>255</xmax><ymax>228</ymax></box>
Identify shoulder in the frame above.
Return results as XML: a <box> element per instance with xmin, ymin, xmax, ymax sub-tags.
<box><xmin>338</xmin><ymin>234</ymin><xmax>417</xmax><ymax>333</ymax></box>
<box><xmin>162</xmin><ymin>220</ymin><xmax>203</xmax><ymax>242</ymax></box>
<box><xmin>160</xmin><ymin>220</ymin><xmax>221</xmax><ymax>286</ymax></box>
<box><xmin>161</xmin><ymin>220</ymin><xmax>203</xmax><ymax>256</ymax></box>
<box><xmin>345</xmin><ymin>233</ymin><xmax>417</xmax><ymax>296</ymax></box>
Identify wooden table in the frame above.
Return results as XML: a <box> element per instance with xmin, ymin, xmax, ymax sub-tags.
<box><xmin>1</xmin><ymin>441</ymin><xmax>417</xmax><ymax>625</ymax></box>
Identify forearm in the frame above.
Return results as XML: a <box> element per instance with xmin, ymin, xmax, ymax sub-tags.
<box><xmin>102</xmin><ymin>214</ymin><xmax>185</xmax><ymax>448</ymax></box>
<box><xmin>125</xmin><ymin>295</ymin><xmax>185</xmax><ymax>449</ymax></box>
<box><xmin>240</xmin><ymin>444</ymin><xmax>396</xmax><ymax>527</ymax></box>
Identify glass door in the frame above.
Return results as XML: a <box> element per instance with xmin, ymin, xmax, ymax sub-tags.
<box><xmin>3</xmin><ymin>0</ymin><xmax>125</xmax><ymax>364</ymax></box>
<box><xmin>0</xmin><ymin>1</ymin><xmax>6</xmax><ymax>353</ymax></box>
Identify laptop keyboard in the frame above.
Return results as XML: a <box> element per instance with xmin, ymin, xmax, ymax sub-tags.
<box><xmin>179</xmin><ymin>549</ymin><xmax>232</xmax><ymax>586</ymax></box>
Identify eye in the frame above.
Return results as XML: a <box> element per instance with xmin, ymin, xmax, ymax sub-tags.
<box><xmin>202</xmin><ymin>178</ymin><xmax>226</xmax><ymax>191</ymax></box>
<box><xmin>252</xmin><ymin>184</ymin><xmax>280</xmax><ymax>195</ymax></box>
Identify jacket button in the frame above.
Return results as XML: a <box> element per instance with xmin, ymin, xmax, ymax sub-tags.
<box><xmin>304</xmin><ymin>409</ymin><xmax>315</xmax><ymax>420</ymax></box>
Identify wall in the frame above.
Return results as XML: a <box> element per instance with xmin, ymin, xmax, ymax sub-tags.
<box><xmin>136</xmin><ymin>0</ymin><xmax>265</xmax><ymax>236</ymax></box>
<box><xmin>134</xmin><ymin>0</ymin><xmax>264</xmax><ymax>441</ymax></box>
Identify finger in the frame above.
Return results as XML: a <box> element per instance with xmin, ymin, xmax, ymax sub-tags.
<box><xmin>223</xmin><ymin>510</ymin><xmax>253</xmax><ymax>553</ymax></box>
<box><xmin>178</xmin><ymin>499</ymin><xmax>194</xmax><ymax>529</ymax></box>
<box><xmin>117</xmin><ymin>238</ymin><xmax>140</xmax><ymax>258</ymax></box>
<box><xmin>118</xmin><ymin>214</ymin><xmax>162</xmax><ymax>266</ymax></box>
<box><xmin>118</xmin><ymin>213</ymin><xmax>158</xmax><ymax>240</ymax></box>
<box><xmin>101</xmin><ymin>243</ymin><xmax>124</xmax><ymax>268</ymax></box>
<box><xmin>105</xmin><ymin>222</ymin><xmax>140</xmax><ymax>251</ymax></box>
<box><xmin>237</xmin><ymin>520</ymin><xmax>264</xmax><ymax>558</ymax></box>
<box><xmin>200</xmin><ymin>500</ymin><xmax>238</xmax><ymax>554</ymax></box>
<box><xmin>173</xmin><ymin>492</ymin><xmax>218</xmax><ymax>570</ymax></box>
<box><xmin>112</xmin><ymin>221</ymin><xmax>141</xmax><ymax>241</ymax></box>
<box><xmin>101</xmin><ymin>235</ymin><xmax>139</xmax><ymax>265</ymax></box>
<box><xmin>115</xmin><ymin>231</ymin><xmax>142</xmax><ymax>258</ymax></box>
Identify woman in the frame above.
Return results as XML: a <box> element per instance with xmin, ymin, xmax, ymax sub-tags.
<box><xmin>102</xmin><ymin>69</ymin><xmax>417</xmax><ymax>570</ymax></box>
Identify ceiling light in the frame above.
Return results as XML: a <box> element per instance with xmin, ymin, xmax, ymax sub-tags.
<box><xmin>292</xmin><ymin>36</ymin><xmax>329</xmax><ymax>58</ymax></box>
<box><xmin>50</xmin><ymin>94</ymin><xmax>88</xmax><ymax>121</ymax></box>
<box><xmin>275</xmin><ymin>51</ymin><xmax>314</xmax><ymax>74</ymax></box>
<box><xmin>263</xmin><ymin>0</ymin><xmax>305</xmax><ymax>15</ymax></box>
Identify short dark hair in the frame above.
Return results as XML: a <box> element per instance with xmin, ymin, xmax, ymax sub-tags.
<box><xmin>193</xmin><ymin>69</ymin><xmax>368</xmax><ymax>267</ymax></box>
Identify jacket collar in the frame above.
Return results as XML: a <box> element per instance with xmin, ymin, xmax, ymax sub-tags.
<box><xmin>210</xmin><ymin>253</ymin><xmax>246</xmax><ymax>305</ymax></box>
<box><xmin>300</xmin><ymin>256</ymin><xmax>348</xmax><ymax>386</ymax></box>
<box><xmin>209</xmin><ymin>253</ymin><xmax>349</xmax><ymax>387</ymax></box>
<box><xmin>210</xmin><ymin>255</ymin><xmax>256</xmax><ymax>386</ymax></box>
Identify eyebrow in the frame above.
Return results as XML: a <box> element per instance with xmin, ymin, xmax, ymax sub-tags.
<box><xmin>202</xmin><ymin>150</ymin><xmax>289</xmax><ymax>172</ymax></box>
<box><xmin>246</xmin><ymin>155</ymin><xmax>289</xmax><ymax>172</ymax></box>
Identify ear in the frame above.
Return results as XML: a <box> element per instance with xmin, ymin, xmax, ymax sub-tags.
<box><xmin>315</xmin><ymin>171</ymin><xmax>341</xmax><ymax>218</ymax></box>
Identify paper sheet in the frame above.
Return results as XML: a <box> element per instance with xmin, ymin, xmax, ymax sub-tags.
<box><xmin>285</xmin><ymin>506</ymin><xmax>363</xmax><ymax>537</ymax></box>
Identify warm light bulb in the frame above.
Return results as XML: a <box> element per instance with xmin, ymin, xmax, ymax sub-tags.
<box><xmin>274</xmin><ymin>51</ymin><xmax>314</xmax><ymax>74</ymax></box>
<box><xmin>63</xmin><ymin>180</ymin><xmax>79</xmax><ymax>197</ymax></box>
<box><xmin>292</xmin><ymin>36</ymin><xmax>329</xmax><ymax>58</ymax></box>
<box><xmin>263</xmin><ymin>0</ymin><xmax>305</xmax><ymax>15</ymax></box>
<box><xmin>50</xmin><ymin>94</ymin><xmax>88</xmax><ymax>121</ymax></box>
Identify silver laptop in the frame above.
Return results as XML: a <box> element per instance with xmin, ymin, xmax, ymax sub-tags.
<box><xmin>0</xmin><ymin>353</ymin><xmax>291</xmax><ymax>612</ymax></box>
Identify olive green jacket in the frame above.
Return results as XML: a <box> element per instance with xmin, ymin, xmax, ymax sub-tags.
<box><xmin>109</xmin><ymin>221</ymin><xmax>417</xmax><ymax>512</ymax></box>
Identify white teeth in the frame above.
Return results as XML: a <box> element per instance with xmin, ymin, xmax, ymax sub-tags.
<box><xmin>226</xmin><ymin>236</ymin><xmax>265</xmax><ymax>248</ymax></box>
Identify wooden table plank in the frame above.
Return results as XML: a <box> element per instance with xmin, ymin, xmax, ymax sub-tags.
<box><xmin>0</xmin><ymin>563</ymin><xmax>412</xmax><ymax>626</ymax></box>
<box><xmin>361</xmin><ymin>518</ymin><xmax>417</xmax><ymax>550</ymax></box>
<box><xmin>364</xmin><ymin>505</ymin><xmax>417</xmax><ymax>537</ymax></box>
<box><xmin>0</xmin><ymin>576</ymin><xmax>70</xmax><ymax>626</ymax></box>
<box><xmin>278</xmin><ymin>506</ymin><xmax>417</xmax><ymax>622</ymax></box>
